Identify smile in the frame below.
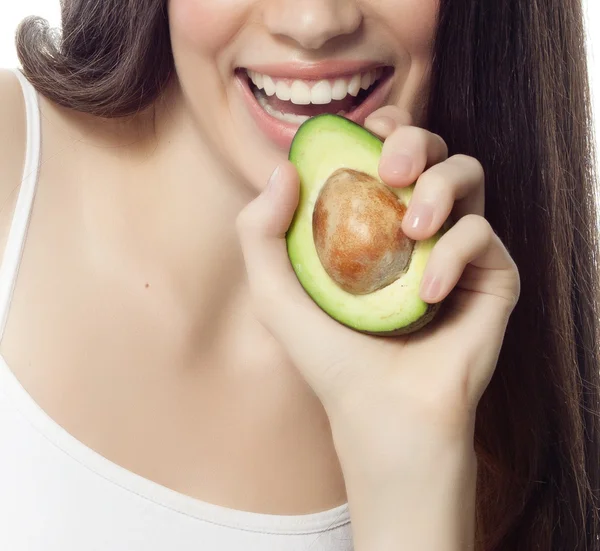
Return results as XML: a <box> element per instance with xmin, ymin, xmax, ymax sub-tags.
<box><xmin>236</xmin><ymin>63</ymin><xmax>395</xmax><ymax>149</ymax></box>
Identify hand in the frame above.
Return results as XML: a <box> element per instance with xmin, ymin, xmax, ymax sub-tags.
<box><xmin>236</xmin><ymin>106</ymin><xmax>520</xmax><ymax>464</ymax></box>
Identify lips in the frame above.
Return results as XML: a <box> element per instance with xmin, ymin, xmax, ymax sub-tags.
<box><xmin>235</xmin><ymin>63</ymin><xmax>395</xmax><ymax>150</ymax></box>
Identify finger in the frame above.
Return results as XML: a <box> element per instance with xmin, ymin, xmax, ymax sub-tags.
<box><xmin>364</xmin><ymin>106</ymin><xmax>413</xmax><ymax>139</ymax></box>
<box><xmin>236</xmin><ymin>162</ymin><xmax>307</xmax><ymax>312</ymax></box>
<box><xmin>415</xmin><ymin>215</ymin><xmax>519</xmax><ymax>402</ymax></box>
<box><xmin>401</xmin><ymin>154</ymin><xmax>486</xmax><ymax>241</ymax></box>
<box><xmin>419</xmin><ymin>214</ymin><xmax>520</xmax><ymax>309</ymax></box>
<box><xmin>378</xmin><ymin>126</ymin><xmax>449</xmax><ymax>188</ymax></box>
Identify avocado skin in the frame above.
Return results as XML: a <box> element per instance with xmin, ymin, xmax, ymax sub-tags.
<box><xmin>286</xmin><ymin>114</ymin><xmax>445</xmax><ymax>336</ymax></box>
<box><xmin>362</xmin><ymin>303</ymin><xmax>441</xmax><ymax>337</ymax></box>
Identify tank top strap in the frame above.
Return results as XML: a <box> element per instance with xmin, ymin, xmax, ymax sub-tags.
<box><xmin>0</xmin><ymin>69</ymin><xmax>42</xmax><ymax>340</ymax></box>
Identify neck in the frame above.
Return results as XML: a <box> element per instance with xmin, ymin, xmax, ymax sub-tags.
<box><xmin>106</xmin><ymin>80</ymin><xmax>256</xmax><ymax>333</ymax></box>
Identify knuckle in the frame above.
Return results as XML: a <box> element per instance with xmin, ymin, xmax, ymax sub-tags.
<box><xmin>489</xmin><ymin>261</ymin><xmax>521</xmax><ymax>309</ymax></box>
<box><xmin>507</xmin><ymin>288</ymin><xmax>521</xmax><ymax>311</ymax></box>
<box><xmin>417</xmin><ymin>168</ymin><xmax>451</xmax><ymax>199</ymax></box>
<box><xmin>387</xmin><ymin>124</ymin><xmax>422</xmax><ymax>150</ymax></box>
<box><xmin>464</xmin><ymin>213</ymin><xmax>492</xmax><ymax>240</ymax></box>
<box><xmin>506</xmin><ymin>260</ymin><xmax>522</xmax><ymax>306</ymax></box>
<box><xmin>402</xmin><ymin>111</ymin><xmax>414</xmax><ymax>127</ymax></box>
<box><xmin>413</xmin><ymin>127</ymin><xmax>433</xmax><ymax>151</ymax></box>
<box><xmin>415</xmin><ymin>378</ymin><xmax>474</xmax><ymax>433</ymax></box>
<box><xmin>437</xmin><ymin>243</ymin><xmax>459</xmax><ymax>267</ymax></box>
<box><xmin>496</xmin><ymin>278</ymin><xmax>521</xmax><ymax>313</ymax></box>
<box><xmin>429</xmin><ymin>235</ymin><xmax>456</xmax><ymax>265</ymax></box>
<box><xmin>384</xmin><ymin>128</ymin><xmax>449</xmax><ymax>166</ymax></box>
<box><xmin>452</xmin><ymin>154</ymin><xmax>485</xmax><ymax>183</ymax></box>
<box><xmin>431</xmin><ymin>132</ymin><xmax>449</xmax><ymax>158</ymax></box>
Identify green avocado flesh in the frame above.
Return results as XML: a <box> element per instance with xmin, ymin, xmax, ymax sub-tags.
<box><xmin>286</xmin><ymin>114</ymin><xmax>444</xmax><ymax>335</ymax></box>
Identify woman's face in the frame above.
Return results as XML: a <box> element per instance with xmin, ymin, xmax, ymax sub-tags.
<box><xmin>168</xmin><ymin>0</ymin><xmax>438</xmax><ymax>189</ymax></box>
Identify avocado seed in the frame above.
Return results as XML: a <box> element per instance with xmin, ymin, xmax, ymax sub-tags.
<box><xmin>312</xmin><ymin>168</ymin><xmax>414</xmax><ymax>295</ymax></box>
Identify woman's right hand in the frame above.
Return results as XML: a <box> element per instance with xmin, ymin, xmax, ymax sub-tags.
<box><xmin>236</xmin><ymin>105</ymin><xmax>519</xmax><ymax>436</ymax></box>
<box><xmin>236</xmin><ymin>105</ymin><xmax>520</xmax><ymax>549</ymax></box>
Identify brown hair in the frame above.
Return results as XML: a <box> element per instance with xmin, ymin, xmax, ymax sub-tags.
<box><xmin>15</xmin><ymin>0</ymin><xmax>173</xmax><ymax>117</ymax></box>
<box><xmin>15</xmin><ymin>1</ymin><xmax>600</xmax><ymax>549</ymax></box>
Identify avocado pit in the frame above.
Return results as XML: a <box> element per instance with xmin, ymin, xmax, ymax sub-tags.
<box><xmin>312</xmin><ymin>168</ymin><xmax>414</xmax><ymax>295</ymax></box>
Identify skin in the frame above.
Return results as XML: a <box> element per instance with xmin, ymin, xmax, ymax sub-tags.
<box><xmin>167</xmin><ymin>0</ymin><xmax>438</xmax><ymax>189</ymax></box>
<box><xmin>0</xmin><ymin>0</ymin><xmax>519</xmax><ymax>547</ymax></box>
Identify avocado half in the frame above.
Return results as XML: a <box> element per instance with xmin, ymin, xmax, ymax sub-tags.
<box><xmin>286</xmin><ymin>114</ymin><xmax>446</xmax><ymax>336</ymax></box>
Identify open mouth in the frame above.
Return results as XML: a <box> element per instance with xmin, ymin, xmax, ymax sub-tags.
<box><xmin>235</xmin><ymin>64</ymin><xmax>394</xmax><ymax>148</ymax></box>
<box><xmin>238</xmin><ymin>66</ymin><xmax>394</xmax><ymax>123</ymax></box>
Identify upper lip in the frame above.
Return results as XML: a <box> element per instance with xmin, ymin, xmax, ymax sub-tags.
<box><xmin>240</xmin><ymin>60</ymin><xmax>389</xmax><ymax>80</ymax></box>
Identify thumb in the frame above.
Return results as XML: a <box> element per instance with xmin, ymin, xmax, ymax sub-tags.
<box><xmin>243</xmin><ymin>162</ymin><xmax>300</xmax><ymax>242</ymax></box>
<box><xmin>236</xmin><ymin>162</ymin><xmax>355</xmax><ymax>393</ymax></box>
<box><xmin>236</xmin><ymin>161</ymin><xmax>313</xmax><ymax>327</ymax></box>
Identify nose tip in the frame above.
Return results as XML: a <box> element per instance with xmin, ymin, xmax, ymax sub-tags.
<box><xmin>295</xmin><ymin>11</ymin><xmax>361</xmax><ymax>49</ymax></box>
<box><xmin>265</xmin><ymin>1</ymin><xmax>362</xmax><ymax>50</ymax></box>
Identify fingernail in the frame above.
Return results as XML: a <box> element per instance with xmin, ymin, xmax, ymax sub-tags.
<box><xmin>266</xmin><ymin>165</ymin><xmax>282</xmax><ymax>195</ymax></box>
<box><xmin>380</xmin><ymin>153</ymin><xmax>413</xmax><ymax>179</ymax></box>
<box><xmin>404</xmin><ymin>202</ymin><xmax>434</xmax><ymax>231</ymax></box>
<box><xmin>420</xmin><ymin>274</ymin><xmax>441</xmax><ymax>301</ymax></box>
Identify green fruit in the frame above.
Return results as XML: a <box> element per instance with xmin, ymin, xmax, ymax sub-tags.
<box><xmin>286</xmin><ymin>114</ymin><xmax>446</xmax><ymax>336</ymax></box>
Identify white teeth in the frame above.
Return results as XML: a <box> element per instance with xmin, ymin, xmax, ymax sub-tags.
<box><xmin>278</xmin><ymin>112</ymin><xmax>310</xmax><ymax>124</ymax></box>
<box><xmin>253</xmin><ymin>71</ymin><xmax>264</xmax><ymax>90</ymax></box>
<box><xmin>256</xmin><ymin>93</ymin><xmax>310</xmax><ymax>124</ymax></box>
<box><xmin>247</xmin><ymin>67</ymin><xmax>386</xmax><ymax>106</ymax></box>
<box><xmin>331</xmin><ymin>79</ymin><xmax>348</xmax><ymax>101</ymax></box>
<box><xmin>289</xmin><ymin>81</ymin><xmax>312</xmax><ymax>105</ymax></box>
<box><xmin>275</xmin><ymin>81</ymin><xmax>291</xmax><ymax>101</ymax></box>
<box><xmin>263</xmin><ymin>75</ymin><xmax>276</xmax><ymax>96</ymax></box>
<box><xmin>347</xmin><ymin>73</ymin><xmax>361</xmax><ymax>97</ymax></box>
<box><xmin>311</xmin><ymin>80</ymin><xmax>333</xmax><ymax>105</ymax></box>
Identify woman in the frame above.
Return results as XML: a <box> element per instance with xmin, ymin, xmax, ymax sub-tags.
<box><xmin>0</xmin><ymin>0</ymin><xmax>598</xmax><ymax>549</ymax></box>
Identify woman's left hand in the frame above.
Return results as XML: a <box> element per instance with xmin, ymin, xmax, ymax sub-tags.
<box><xmin>236</xmin><ymin>106</ymin><xmax>520</xmax><ymax>465</ymax></box>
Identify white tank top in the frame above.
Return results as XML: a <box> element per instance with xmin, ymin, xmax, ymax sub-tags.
<box><xmin>0</xmin><ymin>68</ymin><xmax>352</xmax><ymax>550</ymax></box>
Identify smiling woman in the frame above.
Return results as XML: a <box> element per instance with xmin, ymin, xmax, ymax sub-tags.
<box><xmin>0</xmin><ymin>1</ymin><xmax>599</xmax><ymax>551</ymax></box>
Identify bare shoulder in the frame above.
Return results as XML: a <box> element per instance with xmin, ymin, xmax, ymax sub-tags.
<box><xmin>0</xmin><ymin>69</ymin><xmax>27</xmax><ymax>250</ymax></box>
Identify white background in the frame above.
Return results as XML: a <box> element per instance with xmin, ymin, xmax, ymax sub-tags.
<box><xmin>0</xmin><ymin>2</ymin><xmax>599</xmax><ymax>168</ymax></box>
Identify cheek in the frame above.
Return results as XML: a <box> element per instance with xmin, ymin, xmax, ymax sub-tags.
<box><xmin>169</xmin><ymin>0</ymin><xmax>252</xmax><ymax>53</ymax></box>
<box><xmin>382</xmin><ymin>0</ymin><xmax>439</xmax><ymax>52</ymax></box>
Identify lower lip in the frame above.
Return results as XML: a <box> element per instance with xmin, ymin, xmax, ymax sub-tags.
<box><xmin>236</xmin><ymin>70</ymin><xmax>394</xmax><ymax>150</ymax></box>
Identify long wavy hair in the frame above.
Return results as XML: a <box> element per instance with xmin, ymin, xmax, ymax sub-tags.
<box><xmin>14</xmin><ymin>1</ymin><xmax>600</xmax><ymax>549</ymax></box>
